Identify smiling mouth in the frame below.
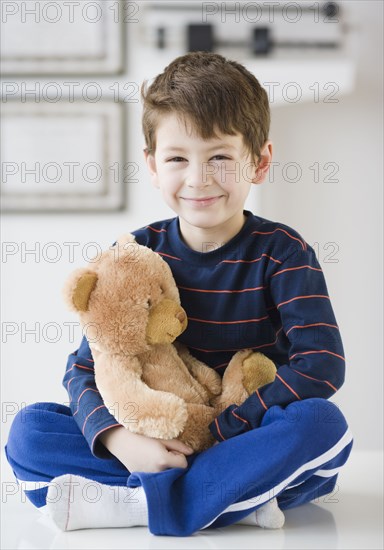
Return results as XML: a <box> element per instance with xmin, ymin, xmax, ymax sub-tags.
<box><xmin>182</xmin><ymin>195</ymin><xmax>220</xmax><ymax>199</ymax></box>
<box><xmin>181</xmin><ymin>196</ymin><xmax>223</xmax><ymax>205</ymax></box>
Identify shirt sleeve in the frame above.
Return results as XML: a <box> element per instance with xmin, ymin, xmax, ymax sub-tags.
<box><xmin>209</xmin><ymin>245</ymin><xmax>346</xmax><ymax>442</ymax></box>
<box><xmin>63</xmin><ymin>335</ymin><xmax>121</xmax><ymax>457</ymax></box>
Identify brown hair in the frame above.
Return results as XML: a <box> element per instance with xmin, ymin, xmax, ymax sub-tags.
<box><xmin>141</xmin><ymin>51</ymin><xmax>270</xmax><ymax>163</ymax></box>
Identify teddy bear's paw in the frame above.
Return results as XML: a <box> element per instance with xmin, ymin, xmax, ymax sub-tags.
<box><xmin>179</xmin><ymin>419</ymin><xmax>215</xmax><ymax>452</ymax></box>
<box><xmin>179</xmin><ymin>403</ymin><xmax>217</xmax><ymax>452</ymax></box>
<box><xmin>124</xmin><ymin>398</ymin><xmax>189</xmax><ymax>440</ymax></box>
<box><xmin>242</xmin><ymin>352</ymin><xmax>276</xmax><ymax>394</ymax></box>
<box><xmin>203</xmin><ymin>370</ymin><xmax>222</xmax><ymax>397</ymax></box>
<box><xmin>192</xmin><ymin>367</ymin><xmax>222</xmax><ymax>399</ymax></box>
<box><xmin>134</xmin><ymin>416</ymin><xmax>185</xmax><ymax>440</ymax></box>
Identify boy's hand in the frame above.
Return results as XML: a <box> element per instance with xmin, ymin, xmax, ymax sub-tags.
<box><xmin>99</xmin><ymin>426</ymin><xmax>194</xmax><ymax>473</ymax></box>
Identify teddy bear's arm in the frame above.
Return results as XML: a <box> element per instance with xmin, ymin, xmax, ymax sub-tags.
<box><xmin>174</xmin><ymin>342</ymin><xmax>221</xmax><ymax>398</ymax></box>
<box><xmin>212</xmin><ymin>350</ymin><xmax>276</xmax><ymax>413</ymax></box>
<box><xmin>93</xmin><ymin>352</ymin><xmax>188</xmax><ymax>440</ymax></box>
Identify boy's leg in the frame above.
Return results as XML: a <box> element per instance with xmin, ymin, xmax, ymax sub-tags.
<box><xmin>6</xmin><ymin>399</ymin><xmax>352</xmax><ymax>535</ymax></box>
<box><xmin>4</xmin><ymin>402</ymin><xmax>131</xmax><ymax>508</ymax></box>
<box><xmin>127</xmin><ymin>398</ymin><xmax>353</xmax><ymax>536</ymax></box>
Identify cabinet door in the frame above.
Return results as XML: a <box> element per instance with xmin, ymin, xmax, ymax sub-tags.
<box><xmin>1</xmin><ymin>101</ymin><xmax>124</xmax><ymax>212</ymax></box>
<box><xmin>1</xmin><ymin>0</ymin><xmax>123</xmax><ymax>75</ymax></box>
<box><xmin>1</xmin><ymin>0</ymin><xmax>127</xmax><ymax>212</ymax></box>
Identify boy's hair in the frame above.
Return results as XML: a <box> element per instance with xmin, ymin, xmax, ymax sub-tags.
<box><xmin>141</xmin><ymin>51</ymin><xmax>270</xmax><ymax>162</ymax></box>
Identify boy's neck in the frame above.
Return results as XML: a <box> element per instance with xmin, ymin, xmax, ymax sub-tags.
<box><xmin>179</xmin><ymin>212</ymin><xmax>247</xmax><ymax>253</ymax></box>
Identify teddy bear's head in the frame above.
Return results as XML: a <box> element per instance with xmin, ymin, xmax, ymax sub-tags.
<box><xmin>62</xmin><ymin>234</ymin><xmax>188</xmax><ymax>356</ymax></box>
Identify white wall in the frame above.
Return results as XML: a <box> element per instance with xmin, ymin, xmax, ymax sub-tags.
<box><xmin>1</xmin><ymin>1</ymin><xmax>382</xmax><ymax>485</ymax></box>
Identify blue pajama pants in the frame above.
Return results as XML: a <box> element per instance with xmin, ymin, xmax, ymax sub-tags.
<box><xmin>5</xmin><ymin>398</ymin><xmax>352</xmax><ymax>536</ymax></box>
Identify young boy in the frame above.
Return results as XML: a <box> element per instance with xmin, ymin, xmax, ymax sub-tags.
<box><xmin>5</xmin><ymin>52</ymin><xmax>353</xmax><ymax>536</ymax></box>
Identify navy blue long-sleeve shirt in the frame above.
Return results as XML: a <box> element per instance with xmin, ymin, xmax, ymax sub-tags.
<box><xmin>63</xmin><ymin>211</ymin><xmax>345</xmax><ymax>456</ymax></box>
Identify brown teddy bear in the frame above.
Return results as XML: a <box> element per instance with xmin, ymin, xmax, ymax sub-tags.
<box><xmin>62</xmin><ymin>234</ymin><xmax>276</xmax><ymax>451</ymax></box>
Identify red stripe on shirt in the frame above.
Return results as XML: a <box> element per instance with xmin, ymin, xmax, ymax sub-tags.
<box><xmin>290</xmin><ymin>350</ymin><xmax>345</xmax><ymax>362</ymax></box>
<box><xmin>286</xmin><ymin>322</ymin><xmax>339</xmax><ymax>336</ymax></box>
<box><xmin>158</xmin><ymin>252</ymin><xmax>182</xmax><ymax>261</ymax></box>
<box><xmin>82</xmin><ymin>405</ymin><xmax>106</xmax><ymax>434</ymax></box>
<box><xmin>214</xmin><ymin>417</ymin><xmax>226</xmax><ymax>441</ymax></box>
<box><xmin>272</xmin><ymin>265</ymin><xmax>322</xmax><ymax>278</ymax></box>
<box><xmin>276</xmin><ymin>373</ymin><xmax>301</xmax><ymax>400</ymax></box>
<box><xmin>66</xmin><ymin>363</ymin><xmax>94</xmax><ymax>375</ymax></box>
<box><xmin>146</xmin><ymin>225</ymin><xmax>167</xmax><ymax>233</ymax></box>
<box><xmin>255</xmin><ymin>388</ymin><xmax>268</xmax><ymax>410</ymax></box>
<box><xmin>292</xmin><ymin>368</ymin><xmax>338</xmax><ymax>392</ymax></box>
<box><xmin>221</xmin><ymin>254</ymin><xmax>282</xmax><ymax>265</ymax></box>
<box><xmin>277</xmin><ymin>295</ymin><xmax>330</xmax><ymax>309</ymax></box>
<box><xmin>73</xmin><ymin>388</ymin><xmax>100</xmax><ymax>416</ymax></box>
<box><xmin>178</xmin><ymin>285</ymin><xmax>267</xmax><ymax>294</ymax></box>
<box><xmin>188</xmin><ymin>315</ymin><xmax>269</xmax><ymax>325</ymax></box>
<box><xmin>252</xmin><ymin>229</ymin><xmax>306</xmax><ymax>250</ymax></box>
<box><xmin>231</xmin><ymin>409</ymin><xmax>250</xmax><ymax>427</ymax></box>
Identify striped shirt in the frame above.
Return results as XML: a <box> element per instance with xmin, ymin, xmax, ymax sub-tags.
<box><xmin>63</xmin><ymin>210</ymin><xmax>345</xmax><ymax>455</ymax></box>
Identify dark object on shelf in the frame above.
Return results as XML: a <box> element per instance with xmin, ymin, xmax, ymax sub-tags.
<box><xmin>187</xmin><ymin>24</ymin><xmax>214</xmax><ymax>52</ymax></box>
<box><xmin>151</xmin><ymin>1</ymin><xmax>340</xmax><ymax>17</ymax></box>
<box><xmin>252</xmin><ymin>28</ymin><xmax>339</xmax><ymax>55</ymax></box>
<box><xmin>157</xmin><ymin>27</ymin><xmax>166</xmax><ymax>49</ymax></box>
<box><xmin>253</xmin><ymin>28</ymin><xmax>271</xmax><ymax>56</ymax></box>
<box><xmin>323</xmin><ymin>2</ymin><xmax>339</xmax><ymax>18</ymax></box>
<box><xmin>186</xmin><ymin>23</ymin><xmax>340</xmax><ymax>55</ymax></box>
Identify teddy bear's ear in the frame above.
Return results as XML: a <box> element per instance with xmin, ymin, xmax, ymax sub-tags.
<box><xmin>62</xmin><ymin>268</ymin><xmax>98</xmax><ymax>312</ymax></box>
<box><xmin>115</xmin><ymin>233</ymin><xmax>136</xmax><ymax>247</ymax></box>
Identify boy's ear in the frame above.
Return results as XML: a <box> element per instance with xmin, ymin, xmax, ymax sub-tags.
<box><xmin>252</xmin><ymin>140</ymin><xmax>273</xmax><ymax>185</ymax></box>
<box><xmin>143</xmin><ymin>147</ymin><xmax>160</xmax><ymax>189</ymax></box>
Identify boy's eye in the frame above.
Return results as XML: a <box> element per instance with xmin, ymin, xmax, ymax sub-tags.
<box><xmin>168</xmin><ymin>155</ymin><xmax>229</xmax><ymax>162</ymax></box>
<box><xmin>211</xmin><ymin>155</ymin><xmax>229</xmax><ymax>161</ymax></box>
<box><xmin>169</xmin><ymin>157</ymin><xmax>185</xmax><ymax>162</ymax></box>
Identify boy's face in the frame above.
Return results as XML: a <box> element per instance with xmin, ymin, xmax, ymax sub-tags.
<box><xmin>144</xmin><ymin>113</ymin><xmax>271</xmax><ymax>249</ymax></box>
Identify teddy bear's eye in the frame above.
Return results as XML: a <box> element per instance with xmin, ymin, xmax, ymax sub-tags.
<box><xmin>146</xmin><ymin>298</ymin><xmax>152</xmax><ymax>308</ymax></box>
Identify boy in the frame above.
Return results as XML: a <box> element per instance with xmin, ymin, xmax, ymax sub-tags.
<box><xmin>5</xmin><ymin>52</ymin><xmax>352</xmax><ymax>536</ymax></box>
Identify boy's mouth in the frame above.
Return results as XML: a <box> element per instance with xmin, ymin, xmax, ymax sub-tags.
<box><xmin>180</xmin><ymin>196</ymin><xmax>223</xmax><ymax>207</ymax></box>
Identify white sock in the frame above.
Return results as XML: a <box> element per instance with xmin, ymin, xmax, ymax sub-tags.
<box><xmin>46</xmin><ymin>474</ymin><xmax>148</xmax><ymax>531</ymax></box>
<box><xmin>236</xmin><ymin>498</ymin><xmax>285</xmax><ymax>529</ymax></box>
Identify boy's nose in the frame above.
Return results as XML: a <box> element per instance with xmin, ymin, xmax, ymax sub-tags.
<box><xmin>185</xmin><ymin>164</ymin><xmax>212</xmax><ymax>188</ymax></box>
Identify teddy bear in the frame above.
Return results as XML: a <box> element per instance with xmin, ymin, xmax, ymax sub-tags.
<box><xmin>62</xmin><ymin>234</ymin><xmax>276</xmax><ymax>451</ymax></box>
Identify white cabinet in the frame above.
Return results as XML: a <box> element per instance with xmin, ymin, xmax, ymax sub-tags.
<box><xmin>1</xmin><ymin>0</ymin><xmax>126</xmax><ymax>212</ymax></box>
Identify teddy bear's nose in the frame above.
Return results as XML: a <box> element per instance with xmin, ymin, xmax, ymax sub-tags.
<box><xmin>175</xmin><ymin>310</ymin><xmax>186</xmax><ymax>324</ymax></box>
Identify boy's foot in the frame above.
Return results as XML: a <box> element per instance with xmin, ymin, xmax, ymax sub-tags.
<box><xmin>237</xmin><ymin>498</ymin><xmax>285</xmax><ymax>529</ymax></box>
<box><xmin>46</xmin><ymin>474</ymin><xmax>148</xmax><ymax>531</ymax></box>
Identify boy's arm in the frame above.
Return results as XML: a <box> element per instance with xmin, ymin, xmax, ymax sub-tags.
<box><xmin>63</xmin><ymin>335</ymin><xmax>121</xmax><ymax>458</ymax></box>
<box><xmin>64</xmin><ymin>336</ymin><xmax>194</xmax><ymax>469</ymax></box>
<box><xmin>209</xmin><ymin>246</ymin><xmax>345</xmax><ymax>442</ymax></box>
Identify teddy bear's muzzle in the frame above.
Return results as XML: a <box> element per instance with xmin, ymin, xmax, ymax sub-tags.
<box><xmin>146</xmin><ymin>299</ymin><xmax>188</xmax><ymax>345</ymax></box>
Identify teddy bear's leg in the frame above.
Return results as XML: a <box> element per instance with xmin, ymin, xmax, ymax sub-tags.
<box><xmin>212</xmin><ymin>350</ymin><xmax>254</xmax><ymax>412</ymax></box>
<box><xmin>212</xmin><ymin>350</ymin><xmax>277</xmax><ymax>413</ymax></box>
<box><xmin>177</xmin><ymin>403</ymin><xmax>217</xmax><ymax>452</ymax></box>
<box><xmin>174</xmin><ymin>342</ymin><xmax>222</xmax><ymax>399</ymax></box>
